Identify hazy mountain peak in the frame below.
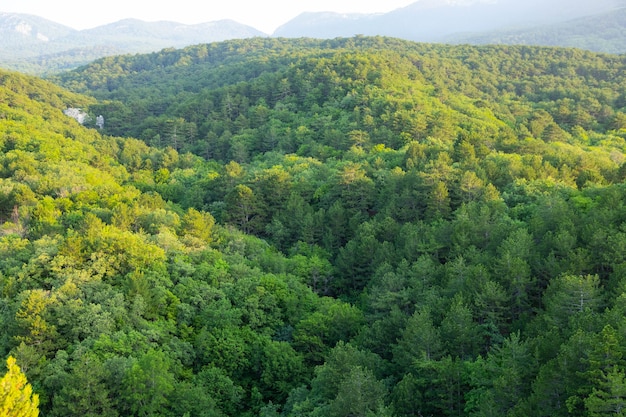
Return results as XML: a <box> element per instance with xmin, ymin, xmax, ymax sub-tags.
<box><xmin>275</xmin><ymin>0</ymin><xmax>626</xmax><ymax>42</ymax></box>
<box><xmin>0</xmin><ymin>12</ymin><xmax>75</xmax><ymax>41</ymax></box>
<box><xmin>410</xmin><ymin>0</ymin><xmax>497</xmax><ymax>7</ymax></box>
<box><xmin>0</xmin><ymin>14</ymin><xmax>267</xmax><ymax>74</ymax></box>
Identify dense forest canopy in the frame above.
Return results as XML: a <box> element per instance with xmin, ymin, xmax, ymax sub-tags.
<box><xmin>1</xmin><ymin>36</ymin><xmax>626</xmax><ymax>416</ymax></box>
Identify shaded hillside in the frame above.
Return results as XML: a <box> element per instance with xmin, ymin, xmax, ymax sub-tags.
<box><xmin>3</xmin><ymin>37</ymin><xmax>626</xmax><ymax>417</ymax></box>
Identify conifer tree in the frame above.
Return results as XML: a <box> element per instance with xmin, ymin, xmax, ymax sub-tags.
<box><xmin>0</xmin><ymin>356</ymin><xmax>39</xmax><ymax>417</ymax></box>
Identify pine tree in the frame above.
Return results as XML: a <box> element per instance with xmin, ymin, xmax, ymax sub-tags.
<box><xmin>585</xmin><ymin>366</ymin><xmax>626</xmax><ymax>416</ymax></box>
<box><xmin>0</xmin><ymin>356</ymin><xmax>39</xmax><ymax>417</ymax></box>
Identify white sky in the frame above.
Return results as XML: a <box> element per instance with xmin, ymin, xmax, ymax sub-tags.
<box><xmin>0</xmin><ymin>0</ymin><xmax>418</xmax><ymax>34</ymax></box>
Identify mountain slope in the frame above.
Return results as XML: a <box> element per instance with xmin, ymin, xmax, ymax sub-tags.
<box><xmin>273</xmin><ymin>0</ymin><xmax>626</xmax><ymax>51</ymax></box>
<box><xmin>446</xmin><ymin>7</ymin><xmax>626</xmax><ymax>53</ymax></box>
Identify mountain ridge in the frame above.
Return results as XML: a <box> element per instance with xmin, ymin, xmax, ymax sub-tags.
<box><xmin>0</xmin><ymin>12</ymin><xmax>76</xmax><ymax>43</ymax></box>
<box><xmin>443</xmin><ymin>7</ymin><xmax>626</xmax><ymax>53</ymax></box>
<box><xmin>0</xmin><ymin>13</ymin><xmax>266</xmax><ymax>74</ymax></box>
<box><xmin>274</xmin><ymin>0</ymin><xmax>626</xmax><ymax>42</ymax></box>
<box><xmin>2</xmin><ymin>0</ymin><xmax>626</xmax><ymax>75</ymax></box>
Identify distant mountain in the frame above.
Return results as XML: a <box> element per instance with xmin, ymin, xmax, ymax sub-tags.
<box><xmin>273</xmin><ymin>0</ymin><xmax>626</xmax><ymax>50</ymax></box>
<box><xmin>0</xmin><ymin>13</ymin><xmax>267</xmax><ymax>74</ymax></box>
<box><xmin>0</xmin><ymin>12</ymin><xmax>78</xmax><ymax>62</ymax></box>
<box><xmin>3</xmin><ymin>0</ymin><xmax>626</xmax><ymax>76</ymax></box>
<box><xmin>270</xmin><ymin>12</ymin><xmax>380</xmax><ymax>39</ymax></box>
<box><xmin>0</xmin><ymin>12</ymin><xmax>75</xmax><ymax>44</ymax></box>
<box><xmin>76</xmin><ymin>18</ymin><xmax>266</xmax><ymax>46</ymax></box>
<box><xmin>444</xmin><ymin>7</ymin><xmax>626</xmax><ymax>54</ymax></box>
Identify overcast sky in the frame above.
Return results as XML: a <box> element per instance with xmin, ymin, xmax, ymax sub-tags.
<box><xmin>0</xmin><ymin>0</ymin><xmax>418</xmax><ymax>34</ymax></box>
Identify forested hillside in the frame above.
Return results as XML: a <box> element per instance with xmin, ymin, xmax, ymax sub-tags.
<box><xmin>3</xmin><ymin>37</ymin><xmax>626</xmax><ymax>416</ymax></box>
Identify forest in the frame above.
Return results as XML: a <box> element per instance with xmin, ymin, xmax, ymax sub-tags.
<box><xmin>2</xmin><ymin>36</ymin><xmax>626</xmax><ymax>416</ymax></box>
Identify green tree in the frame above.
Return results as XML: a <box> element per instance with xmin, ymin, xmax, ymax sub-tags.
<box><xmin>335</xmin><ymin>162</ymin><xmax>375</xmax><ymax>214</ymax></box>
<box><xmin>441</xmin><ymin>295</ymin><xmax>480</xmax><ymax>359</ymax></box>
<box><xmin>329</xmin><ymin>366</ymin><xmax>390</xmax><ymax>417</ymax></box>
<box><xmin>427</xmin><ymin>180</ymin><xmax>452</xmax><ymax>219</ymax></box>
<box><xmin>181</xmin><ymin>207</ymin><xmax>215</xmax><ymax>245</ymax></box>
<box><xmin>288</xmin><ymin>342</ymin><xmax>386</xmax><ymax>415</ymax></box>
<box><xmin>14</xmin><ymin>289</ymin><xmax>59</xmax><ymax>356</ymax></box>
<box><xmin>473</xmin><ymin>279</ymin><xmax>508</xmax><ymax>348</ymax></box>
<box><xmin>335</xmin><ymin>222</ymin><xmax>379</xmax><ymax>293</ymax></box>
<box><xmin>195</xmin><ymin>366</ymin><xmax>244</xmax><ymax>416</ymax></box>
<box><xmin>391</xmin><ymin>373</ymin><xmax>424</xmax><ymax>417</ymax></box>
<box><xmin>51</xmin><ymin>354</ymin><xmax>117</xmax><ymax>417</ymax></box>
<box><xmin>466</xmin><ymin>332</ymin><xmax>534</xmax><ymax>417</ymax></box>
<box><xmin>585</xmin><ymin>366</ymin><xmax>626</xmax><ymax>417</ymax></box>
<box><xmin>393</xmin><ymin>306</ymin><xmax>442</xmax><ymax>368</ymax></box>
<box><xmin>224</xmin><ymin>184</ymin><xmax>266</xmax><ymax>234</ymax></box>
<box><xmin>121</xmin><ymin>350</ymin><xmax>174</xmax><ymax>417</ymax></box>
<box><xmin>543</xmin><ymin>274</ymin><xmax>603</xmax><ymax>332</ymax></box>
<box><xmin>167</xmin><ymin>381</ymin><xmax>224</xmax><ymax>417</ymax></box>
<box><xmin>253</xmin><ymin>339</ymin><xmax>306</xmax><ymax>405</ymax></box>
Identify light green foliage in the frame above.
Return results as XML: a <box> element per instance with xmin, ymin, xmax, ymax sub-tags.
<box><xmin>329</xmin><ymin>366</ymin><xmax>390</xmax><ymax>417</ymax></box>
<box><xmin>181</xmin><ymin>208</ymin><xmax>215</xmax><ymax>245</ymax></box>
<box><xmin>543</xmin><ymin>274</ymin><xmax>603</xmax><ymax>331</ymax></box>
